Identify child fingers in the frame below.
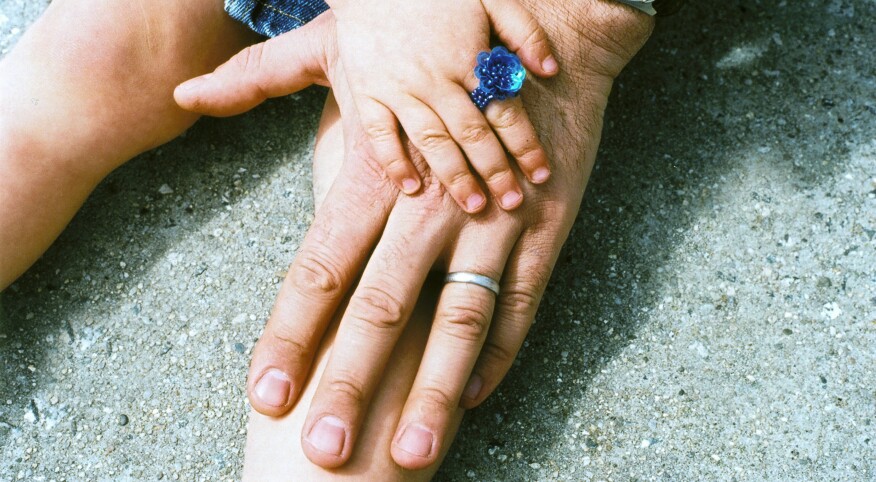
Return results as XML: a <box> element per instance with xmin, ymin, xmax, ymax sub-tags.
<box><xmin>429</xmin><ymin>88</ymin><xmax>524</xmax><ymax>211</ymax></box>
<box><xmin>483</xmin><ymin>96</ymin><xmax>551</xmax><ymax>184</ymax></box>
<box><xmin>394</xmin><ymin>98</ymin><xmax>487</xmax><ymax>214</ymax></box>
<box><xmin>481</xmin><ymin>0</ymin><xmax>558</xmax><ymax>77</ymax></box>
<box><xmin>357</xmin><ymin>97</ymin><xmax>422</xmax><ymax>194</ymax></box>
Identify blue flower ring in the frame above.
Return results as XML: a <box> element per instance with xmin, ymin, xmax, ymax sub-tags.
<box><xmin>469</xmin><ymin>46</ymin><xmax>526</xmax><ymax>111</ymax></box>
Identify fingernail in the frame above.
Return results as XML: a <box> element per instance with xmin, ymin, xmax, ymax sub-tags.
<box><xmin>396</xmin><ymin>423</ymin><xmax>434</xmax><ymax>457</ymax></box>
<box><xmin>542</xmin><ymin>55</ymin><xmax>559</xmax><ymax>74</ymax></box>
<box><xmin>253</xmin><ymin>369</ymin><xmax>291</xmax><ymax>407</ymax></box>
<box><xmin>465</xmin><ymin>193</ymin><xmax>485</xmax><ymax>212</ymax></box>
<box><xmin>402</xmin><ymin>178</ymin><xmax>420</xmax><ymax>194</ymax></box>
<box><xmin>178</xmin><ymin>74</ymin><xmax>212</xmax><ymax>93</ymax></box>
<box><xmin>501</xmin><ymin>191</ymin><xmax>523</xmax><ymax>209</ymax></box>
<box><xmin>464</xmin><ymin>374</ymin><xmax>483</xmax><ymax>400</ymax></box>
<box><xmin>307</xmin><ymin>416</ymin><xmax>347</xmax><ymax>456</ymax></box>
<box><xmin>531</xmin><ymin>167</ymin><xmax>551</xmax><ymax>184</ymax></box>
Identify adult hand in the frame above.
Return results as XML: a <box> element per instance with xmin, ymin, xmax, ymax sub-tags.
<box><xmin>175</xmin><ymin>0</ymin><xmax>653</xmax><ymax>470</ymax></box>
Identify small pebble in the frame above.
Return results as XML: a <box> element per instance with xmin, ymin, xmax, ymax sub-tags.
<box><xmin>118</xmin><ymin>414</ymin><xmax>129</xmax><ymax>426</ymax></box>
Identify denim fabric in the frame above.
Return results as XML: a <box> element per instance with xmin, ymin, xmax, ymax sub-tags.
<box><xmin>225</xmin><ymin>0</ymin><xmax>329</xmax><ymax>38</ymax></box>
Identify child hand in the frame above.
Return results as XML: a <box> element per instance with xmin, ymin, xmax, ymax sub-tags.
<box><xmin>327</xmin><ymin>0</ymin><xmax>558</xmax><ymax>212</ymax></box>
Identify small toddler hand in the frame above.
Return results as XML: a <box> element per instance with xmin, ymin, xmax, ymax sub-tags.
<box><xmin>326</xmin><ymin>0</ymin><xmax>557</xmax><ymax>212</ymax></box>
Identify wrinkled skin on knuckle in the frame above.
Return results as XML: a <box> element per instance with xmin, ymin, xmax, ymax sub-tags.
<box><xmin>416</xmin><ymin>386</ymin><xmax>457</xmax><ymax>413</ymax></box>
<box><xmin>364</xmin><ymin>123</ymin><xmax>396</xmax><ymax>144</ymax></box>
<box><xmin>479</xmin><ymin>339</ymin><xmax>518</xmax><ymax>371</ymax></box>
<box><xmin>497</xmin><ymin>285</ymin><xmax>542</xmax><ymax>318</ymax></box>
<box><xmin>416</xmin><ymin>129</ymin><xmax>453</xmax><ymax>153</ymax></box>
<box><xmin>483</xmin><ymin>167</ymin><xmax>513</xmax><ymax>187</ymax></box>
<box><xmin>350</xmin><ymin>285</ymin><xmax>406</xmax><ymax>332</ymax></box>
<box><xmin>493</xmin><ymin>103</ymin><xmax>522</xmax><ymax>130</ymax></box>
<box><xmin>326</xmin><ymin>372</ymin><xmax>367</xmax><ymax>405</ymax></box>
<box><xmin>459</xmin><ymin>123</ymin><xmax>491</xmax><ymax>145</ymax></box>
<box><xmin>440</xmin><ymin>302</ymin><xmax>491</xmax><ymax>342</ymax></box>
<box><xmin>291</xmin><ymin>249</ymin><xmax>345</xmax><ymax>300</ymax></box>
<box><xmin>264</xmin><ymin>322</ymin><xmax>313</xmax><ymax>361</ymax></box>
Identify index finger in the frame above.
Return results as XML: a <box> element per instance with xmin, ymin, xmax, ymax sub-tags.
<box><xmin>246</xmin><ymin>101</ymin><xmax>391</xmax><ymax>417</ymax></box>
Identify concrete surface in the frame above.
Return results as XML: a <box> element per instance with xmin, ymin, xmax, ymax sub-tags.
<box><xmin>2</xmin><ymin>0</ymin><xmax>874</xmax><ymax>480</ymax></box>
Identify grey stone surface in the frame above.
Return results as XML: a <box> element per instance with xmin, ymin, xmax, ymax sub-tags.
<box><xmin>2</xmin><ymin>0</ymin><xmax>875</xmax><ymax>480</ymax></box>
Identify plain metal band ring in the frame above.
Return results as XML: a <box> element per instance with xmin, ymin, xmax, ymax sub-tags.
<box><xmin>444</xmin><ymin>272</ymin><xmax>501</xmax><ymax>296</ymax></box>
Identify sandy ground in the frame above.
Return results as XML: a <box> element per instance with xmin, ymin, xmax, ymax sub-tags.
<box><xmin>2</xmin><ymin>0</ymin><xmax>874</xmax><ymax>480</ymax></box>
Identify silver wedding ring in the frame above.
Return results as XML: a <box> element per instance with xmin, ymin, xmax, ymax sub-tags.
<box><xmin>444</xmin><ymin>272</ymin><xmax>501</xmax><ymax>296</ymax></box>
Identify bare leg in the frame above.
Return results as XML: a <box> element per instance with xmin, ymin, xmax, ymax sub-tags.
<box><xmin>242</xmin><ymin>94</ymin><xmax>464</xmax><ymax>481</ymax></box>
<box><xmin>0</xmin><ymin>0</ymin><xmax>258</xmax><ymax>289</ymax></box>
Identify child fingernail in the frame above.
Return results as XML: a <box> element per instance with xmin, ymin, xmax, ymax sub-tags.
<box><xmin>501</xmin><ymin>191</ymin><xmax>522</xmax><ymax>209</ymax></box>
<box><xmin>542</xmin><ymin>55</ymin><xmax>559</xmax><ymax>74</ymax></box>
<box><xmin>465</xmin><ymin>193</ymin><xmax>485</xmax><ymax>212</ymax></box>
<box><xmin>396</xmin><ymin>423</ymin><xmax>434</xmax><ymax>457</ymax></box>
<box><xmin>402</xmin><ymin>178</ymin><xmax>420</xmax><ymax>193</ymax></box>
<box><xmin>307</xmin><ymin>416</ymin><xmax>347</xmax><ymax>456</ymax></box>
<box><xmin>531</xmin><ymin>167</ymin><xmax>551</xmax><ymax>183</ymax></box>
<box><xmin>253</xmin><ymin>369</ymin><xmax>292</xmax><ymax>407</ymax></box>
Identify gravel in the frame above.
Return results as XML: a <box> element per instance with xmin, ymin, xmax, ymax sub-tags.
<box><xmin>2</xmin><ymin>0</ymin><xmax>875</xmax><ymax>480</ymax></box>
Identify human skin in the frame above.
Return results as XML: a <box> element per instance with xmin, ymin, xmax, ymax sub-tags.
<box><xmin>322</xmin><ymin>0</ymin><xmax>560</xmax><ymax>212</ymax></box>
<box><xmin>0</xmin><ymin>0</ymin><xmax>653</xmax><ymax>478</ymax></box>
<box><xmin>243</xmin><ymin>95</ymin><xmax>459</xmax><ymax>480</ymax></box>
<box><xmin>0</xmin><ymin>0</ymin><xmax>259</xmax><ymax>290</ymax></box>
<box><xmin>180</xmin><ymin>0</ymin><xmax>654</xmax><ymax>472</ymax></box>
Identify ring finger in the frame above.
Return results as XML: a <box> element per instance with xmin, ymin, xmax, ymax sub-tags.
<box><xmin>429</xmin><ymin>85</ymin><xmax>525</xmax><ymax>211</ymax></box>
<box><xmin>390</xmin><ymin>224</ymin><xmax>520</xmax><ymax>469</ymax></box>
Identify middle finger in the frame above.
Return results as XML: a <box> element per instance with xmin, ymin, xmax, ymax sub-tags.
<box><xmin>300</xmin><ymin>205</ymin><xmax>450</xmax><ymax>468</ymax></box>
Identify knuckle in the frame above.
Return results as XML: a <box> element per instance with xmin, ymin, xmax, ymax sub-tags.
<box><xmin>291</xmin><ymin>250</ymin><xmax>345</xmax><ymax>300</ymax></box>
<box><xmin>416</xmin><ymin>386</ymin><xmax>457</xmax><ymax>413</ymax></box>
<box><xmin>497</xmin><ymin>283</ymin><xmax>543</xmax><ymax>316</ymax></box>
<box><xmin>483</xmin><ymin>166</ymin><xmax>513</xmax><ymax>186</ymax></box>
<box><xmin>364</xmin><ymin>123</ymin><xmax>396</xmax><ymax>144</ymax></box>
<box><xmin>382</xmin><ymin>157</ymin><xmax>408</xmax><ymax>174</ymax></box>
<box><xmin>327</xmin><ymin>373</ymin><xmax>366</xmax><ymax>405</ymax></box>
<box><xmin>446</xmin><ymin>168</ymin><xmax>473</xmax><ymax>189</ymax></box>
<box><xmin>416</xmin><ymin>128</ymin><xmax>453</xmax><ymax>153</ymax></box>
<box><xmin>523</xmin><ymin>18</ymin><xmax>549</xmax><ymax>50</ymax></box>
<box><xmin>458</xmin><ymin>124</ymin><xmax>491</xmax><ymax>146</ymax></box>
<box><xmin>349</xmin><ymin>286</ymin><xmax>406</xmax><ymax>332</ymax></box>
<box><xmin>493</xmin><ymin>103</ymin><xmax>523</xmax><ymax>130</ymax></box>
<box><xmin>440</xmin><ymin>303</ymin><xmax>491</xmax><ymax>341</ymax></box>
<box><xmin>480</xmin><ymin>340</ymin><xmax>518</xmax><ymax>368</ymax></box>
<box><xmin>265</xmin><ymin>324</ymin><xmax>312</xmax><ymax>360</ymax></box>
<box><xmin>509</xmin><ymin>141</ymin><xmax>544</xmax><ymax>166</ymax></box>
<box><xmin>236</xmin><ymin>43</ymin><xmax>265</xmax><ymax>75</ymax></box>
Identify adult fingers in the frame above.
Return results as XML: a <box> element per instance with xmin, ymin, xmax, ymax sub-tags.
<box><xmin>246</xmin><ymin>164</ymin><xmax>390</xmax><ymax>417</ymax></box>
<box><xmin>460</xmin><ymin>227</ymin><xmax>560</xmax><ymax>409</ymax></box>
<box><xmin>301</xmin><ymin>205</ymin><xmax>449</xmax><ymax>468</ymax></box>
<box><xmin>391</xmin><ymin>225</ymin><xmax>520</xmax><ymax>469</ymax></box>
<box><xmin>393</xmin><ymin>97</ymin><xmax>487</xmax><ymax>213</ymax></box>
<box><xmin>482</xmin><ymin>0</ymin><xmax>558</xmax><ymax>77</ymax></box>
<box><xmin>357</xmin><ymin>96</ymin><xmax>422</xmax><ymax>194</ymax></box>
<box><xmin>428</xmin><ymin>85</ymin><xmax>524</xmax><ymax>210</ymax></box>
<box><xmin>174</xmin><ymin>12</ymin><xmax>332</xmax><ymax>116</ymax></box>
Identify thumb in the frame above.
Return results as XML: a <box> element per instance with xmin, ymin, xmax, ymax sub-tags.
<box><xmin>482</xmin><ymin>0</ymin><xmax>559</xmax><ymax>78</ymax></box>
<box><xmin>175</xmin><ymin>13</ymin><xmax>333</xmax><ymax>117</ymax></box>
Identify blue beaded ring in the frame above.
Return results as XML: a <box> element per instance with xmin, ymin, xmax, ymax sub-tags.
<box><xmin>469</xmin><ymin>46</ymin><xmax>526</xmax><ymax>111</ymax></box>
